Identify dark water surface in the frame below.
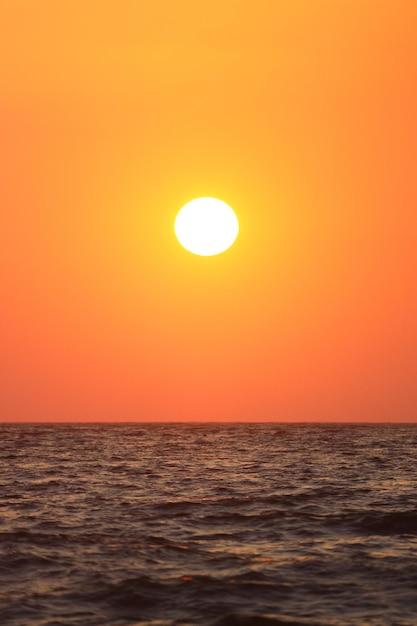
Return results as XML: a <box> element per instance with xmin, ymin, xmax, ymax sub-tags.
<box><xmin>1</xmin><ymin>423</ymin><xmax>417</xmax><ymax>625</ymax></box>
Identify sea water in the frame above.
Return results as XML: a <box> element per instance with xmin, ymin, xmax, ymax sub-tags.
<box><xmin>1</xmin><ymin>423</ymin><xmax>417</xmax><ymax>625</ymax></box>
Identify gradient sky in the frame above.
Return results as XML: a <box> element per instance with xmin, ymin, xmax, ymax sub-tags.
<box><xmin>1</xmin><ymin>1</ymin><xmax>416</xmax><ymax>422</ymax></box>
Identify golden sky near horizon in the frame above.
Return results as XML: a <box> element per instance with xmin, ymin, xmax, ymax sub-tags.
<box><xmin>1</xmin><ymin>1</ymin><xmax>416</xmax><ymax>421</ymax></box>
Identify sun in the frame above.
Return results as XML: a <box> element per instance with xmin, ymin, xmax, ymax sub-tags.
<box><xmin>175</xmin><ymin>197</ymin><xmax>239</xmax><ymax>256</ymax></box>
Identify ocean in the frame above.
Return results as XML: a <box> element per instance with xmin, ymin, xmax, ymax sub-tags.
<box><xmin>1</xmin><ymin>423</ymin><xmax>417</xmax><ymax>625</ymax></box>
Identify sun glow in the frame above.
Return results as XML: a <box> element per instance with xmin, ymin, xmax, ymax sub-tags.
<box><xmin>175</xmin><ymin>197</ymin><xmax>239</xmax><ymax>256</ymax></box>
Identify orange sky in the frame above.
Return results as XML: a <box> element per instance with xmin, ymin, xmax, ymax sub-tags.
<box><xmin>1</xmin><ymin>1</ymin><xmax>416</xmax><ymax>422</ymax></box>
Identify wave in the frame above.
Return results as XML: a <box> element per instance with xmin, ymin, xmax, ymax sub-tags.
<box><xmin>213</xmin><ymin>614</ymin><xmax>339</xmax><ymax>626</ymax></box>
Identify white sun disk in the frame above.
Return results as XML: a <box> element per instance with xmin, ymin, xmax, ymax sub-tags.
<box><xmin>175</xmin><ymin>198</ymin><xmax>239</xmax><ymax>256</ymax></box>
